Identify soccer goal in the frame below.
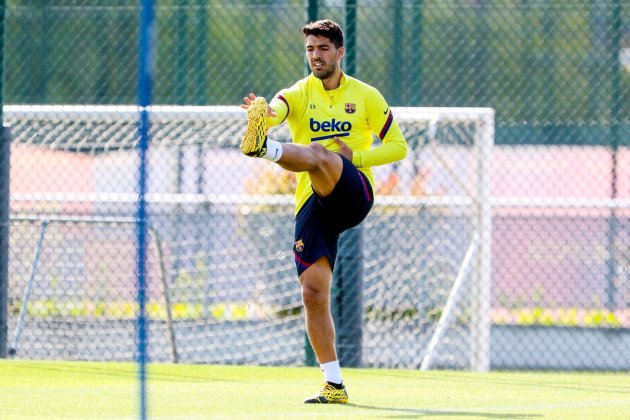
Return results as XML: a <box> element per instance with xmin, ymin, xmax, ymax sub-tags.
<box><xmin>4</xmin><ymin>104</ymin><xmax>494</xmax><ymax>370</ymax></box>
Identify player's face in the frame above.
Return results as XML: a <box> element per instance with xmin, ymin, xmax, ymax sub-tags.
<box><xmin>305</xmin><ymin>35</ymin><xmax>344</xmax><ymax>80</ymax></box>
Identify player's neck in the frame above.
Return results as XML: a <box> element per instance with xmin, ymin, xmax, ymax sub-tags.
<box><xmin>320</xmin><ymin>69</ymin><xmax>343</xmax><ymax>91</ymax></box>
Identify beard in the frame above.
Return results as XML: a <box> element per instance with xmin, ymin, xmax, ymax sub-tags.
<box><xmin>311</xmin><ymin>61</ymin><xmax>337</xmax><ymax>80</ymax></box>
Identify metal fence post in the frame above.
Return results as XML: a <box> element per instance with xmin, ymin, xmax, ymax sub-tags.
<box><xmin>303</xmin><ymin>0</ymin><xmax>319</xmax><ymax>367</ymax></box>
<box><xmin>332</xmin><ymin>226</ymin><xmax>363</xmax><ymax>367</ymax></box>
<box><xmin>0</xmin><ymin>126</ymin><xmax>10</xmax><ymax>359</ymax></box>
<box><xmin>344</xmin><ymin>0</ymin><xmax>356</xmax><ymax>76</ymax></box>
<box><xmin>0</xmin><ymin>0</ymin><xmax>6</xmax><ymax>359</ymax></box>
<box><xmin>606</xmin><ymin>0</ymin><xmax>622</xmax><ymax>311</ymax></box>
<box><xmin>324</xmin><ymin>0</ymin><xmax>363</xmax><ymax>370</ymax></box>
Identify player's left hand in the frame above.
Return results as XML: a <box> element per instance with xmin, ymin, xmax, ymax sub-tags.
<box><xmin>241</xmin><ymin>93</ymin><xmax>277</xmax><ymax>118</ymax></box>
<box><xmin>333</xmin><ymin>137</ymin><xmax>353</xmax><ymax>162</ymax></box>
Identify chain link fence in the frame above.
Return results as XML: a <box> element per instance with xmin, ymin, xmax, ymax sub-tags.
<box><xmin>3</xmin><ymin>1</ymin><xmax>630</xmax><ymax>370</ymax></box>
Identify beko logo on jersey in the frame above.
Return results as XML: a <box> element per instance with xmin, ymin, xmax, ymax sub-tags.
<box><xmin>309</xmin><ymin>118</ymin><xmax>352</xmax><ymax>133</ymax></box>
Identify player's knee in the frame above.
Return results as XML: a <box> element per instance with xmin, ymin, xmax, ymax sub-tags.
<box><xmin>301</xmin><ymin>283</ymin><xmax>328</xmax><ymax>309</ymax></box>
<box><xmin>308</xmin><ymin>142</ymin><xmax>326</xmax><ymax>154</ymax></box>
<box><xmin>307</xmin><ymin>142</ymin><xmax>335</xmax><ymax>169</ymax></box>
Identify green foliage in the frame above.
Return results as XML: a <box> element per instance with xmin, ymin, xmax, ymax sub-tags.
<box><xmin>13</xmin><ymin>297</ymin><xmax>629</xmax><ymax>329</ymax></box>
<box><xmin>496</xmin><ymin>307</ymin><xmax>625</xmax><ymax>328</ymax></box>
<box><xmin>4</xmin><ymin>1</ymin><xmax>628</xmax><ymax>145</ymax></box>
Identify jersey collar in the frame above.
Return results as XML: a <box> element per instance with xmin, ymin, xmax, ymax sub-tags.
<box><xmin>309</xmin><ymin>71</ymin><xmax>348</xmax><ymax>93</ymax></box>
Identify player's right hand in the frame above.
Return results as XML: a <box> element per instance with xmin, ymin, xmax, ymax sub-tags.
<box><xmin>333</xmin><ymin>136</ymin><xmax>353</xmax><ymax>162</ymax></box>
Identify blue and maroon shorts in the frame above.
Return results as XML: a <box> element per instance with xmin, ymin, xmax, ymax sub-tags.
<box><xmin>293</xmin><ymin>156</ymin><xmax>373</xmax><ymax>276</ymax></box>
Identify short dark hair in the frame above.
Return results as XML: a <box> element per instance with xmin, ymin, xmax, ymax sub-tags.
<box><xmin>302</xmin><ymin>19</ymin><xmax>344</xmax><ymax>48</ymax></box>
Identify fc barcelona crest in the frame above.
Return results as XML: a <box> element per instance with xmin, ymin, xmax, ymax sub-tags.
<box><xmin>294</xmin><ymin>239</ymin><xmax>304</xmax><ymax>252</ymax></box>
<box><xmin>345</xmin><ymin>103</ymin><xmax>356</xmax><ymax>114</ymax></box>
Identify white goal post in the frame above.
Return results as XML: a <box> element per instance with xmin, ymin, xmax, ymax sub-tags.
<box><xmin>5</xmin><ymin>104</ymin><xmax>494</xmax><ymax>370</ymax></box>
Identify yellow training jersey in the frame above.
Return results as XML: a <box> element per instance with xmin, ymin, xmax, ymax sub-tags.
<box><xmin>267</xmin><ymin>72</ymin><xmax>407</xmax><ymax>214</ymax></box>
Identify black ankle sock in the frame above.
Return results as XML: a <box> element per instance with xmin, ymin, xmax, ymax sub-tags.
<box><xmin>327</xmin><ymin>381</ymin><xmax>344</xmax><ymax>389</ymax></box>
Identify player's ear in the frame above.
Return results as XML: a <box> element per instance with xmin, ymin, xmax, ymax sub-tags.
<box><xmin>337</xmin><ymin>46</ymin><xmax>345</xmax><ymax>61</ymax></box>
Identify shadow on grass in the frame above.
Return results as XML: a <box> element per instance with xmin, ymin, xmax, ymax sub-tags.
<box><xmin>346</xmin><ymin>403</ymin><xmax>540</xmax><ymax>418</ymax></box>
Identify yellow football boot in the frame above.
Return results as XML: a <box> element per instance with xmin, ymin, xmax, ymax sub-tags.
<box><xmin>240</xmin><ymin>96</ymin><xmax>268</xmax><ymax>157</ymax></box>
<box><xmin>303</xmin><ymin>382</ymin><xmax>348</xmax><ymax>404</ymax></box>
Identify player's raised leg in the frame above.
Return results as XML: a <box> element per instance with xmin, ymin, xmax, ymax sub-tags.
<box><xmin>277</xmin><ymin>142</ymin><xmax>343</xmax><ymax>197</ymax></box>
<box><xmin>240</xmin><ymin>97</ymin><xmax>344</xmax><ymax>197</ymax></box>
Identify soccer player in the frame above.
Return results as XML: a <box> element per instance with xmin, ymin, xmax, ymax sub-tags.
<box><xmin>240</xmin><ymin>19</ymin><xmax>407</xmax><ymax>404</ymax></box>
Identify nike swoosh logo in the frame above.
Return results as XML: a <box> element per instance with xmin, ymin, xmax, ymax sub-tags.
<box><xmin>383</xmin><ymin>108</ymin><xmax>389</xmax><ymax>114</ymax></box>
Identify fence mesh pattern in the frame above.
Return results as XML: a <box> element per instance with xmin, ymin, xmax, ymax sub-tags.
<box><xmin>4</xmin><ymin>1</ymin><xmax>630</xmax><ymax>370</ymax></box>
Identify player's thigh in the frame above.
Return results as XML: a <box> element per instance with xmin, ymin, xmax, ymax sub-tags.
<box><xmin>318</xmin><ymin>156</ymin><xmax>374</xmax><ymax>232</ymax></box>
<box><xmin>294</xmin><ymin>195</ymin><xmax>340</xmax><ymax>275</ymax></box>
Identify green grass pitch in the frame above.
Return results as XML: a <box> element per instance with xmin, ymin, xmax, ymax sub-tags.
<box><xmin>1</xmin><ymin>360</ymin><xmax>630</xmax><ymax>419</ymax></box>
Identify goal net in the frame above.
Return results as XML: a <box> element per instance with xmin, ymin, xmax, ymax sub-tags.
<box><xmin>5</xmin><ymin>104</ymin><xmax>494</xmax><ymax>369</ymax></box>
